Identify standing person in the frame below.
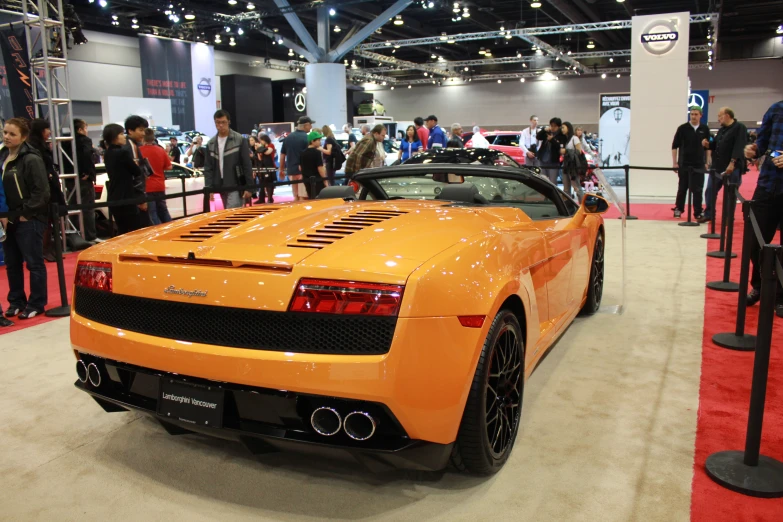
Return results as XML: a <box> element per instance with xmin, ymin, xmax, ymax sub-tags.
<box><xmin>425</xmin><ymin>115</ymin><xmax>448</xmax><ymax>149</ymax></box>
<box><xmin>1</xmin><ymin>118</ymin><xmax>50</xmax><ymax>319</ymax></box>
<box><xmin>321</xmin><ymin>125</ymin><xmax>340</xmax><ymax>186</ymax></box>
<box><xmin>27</xmin><ymin>119</ymin><xmax>65</xmax><ymax>262</ymax></box>
<box><xmin>204</xmin><ymin>110</ymin><xmax>253</xmax><ymax>210</ymax></box>
<box><xmin>360</xmin><ymin>125</ymin><xmax>370</xmax><ymax>137</ymax></box>
<box><xmin>246</xmin><ymin>135</ymin><xmax>259</xmax><ymax>205</ymax></box>
<box><xmin>414</xmin><ymin>117</ymin><xmax>429</xmax><ymax>151</ymax></box>
<box><xmin>299</xmin><ymin>130</ymin><xmax>327</xmax><ymax>199</ymax></box>
<box><xmin>102</xmin><ymin>124</ymin><xmax>146</xmax><ymax>235</ymax></box>
<box><xmin>471</xmin><ymin>126</ymin><xmax>490</xmax><ymax>149</ymax></box>
<box><xmin>560</xmin><ymin>122</ymin><xmax>584</xmax><ymax>201</ymax></box>
<box><xmin>342</xmin><ymin>124</ymin><xmax>357</xmax><ymax>154</ymax></box>
<box><xmin>168</xmin><ymin>137</ymin><xmax>181</xmax><ymax>163</ymax></box>
<box><xmin>140</xmin><ymin>128</ymin><xmax>172</xmax><ymax>225</ymax></box>
<box><xmin>67</xmin><ymin>119</ymin><xmax>98</xmax><ymax>242</ymax></box>
<box><xmin>256</xmin><ymin>134</ymin><xmax>277</xmax><ymax>203</ymax></box>
<box><xmin>575</xmin><ymin>127</ymin><xmax>591</xmax><ymax>152</ymax></box>
<box><xmin>279</xmin><ymin>116</ymin><xmax>313</xmax><ymax>202</ymax></box>
<box><xmin>699</xmin><ymin>107</ymin><xmax>748</xmax><ymax>223</ymax></box>
<box><xmin>520</xmin><ymin>115</ymin><xmax>541</xmax><ymax>167</ymax></box>
<box><xmin>744</xmin><ymin>100</ymin><xmax>783</xmax><ymax>316</ymax></box>
<box><xmin>0</xmin><ymin>163</ymin><xmax>12</xmax><ymax>326</ymax></box>
<box><xmin>124</xmin><ymin>115</ymin><xmax>151</xmax><ymax>227</ymax></box>
<box><xmin>398</xmin><ymin>125</ymin><xmax>423</xmax><ymax>163</ymax></box>
<box><xmin>186</xmin><ymin>136</ymin><xmax>206</xmax><ymax>168</ymax></box>
<box><xmin>671</xmin><ymin>106</ymin><xmax>711</xmax><ymax>219</ymax></box>
<box><xmin>447</xmin><ymin>123</ymin><xmax>464</xmax><ymax>148</ymax></box>
<box><xmin>345</xmin><ymin>124</ymin><xmax>386</xmax><ymax>180</ymax></box>
<box><xmin>536</xmin><ymin>118</ymin><xmax>566</xmax><ymax>185</ymax></box>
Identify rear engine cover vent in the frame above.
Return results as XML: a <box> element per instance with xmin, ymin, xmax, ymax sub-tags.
<box><xmin>288</xmin><ymin>209</ymin><xmax>407</xmax><ymax>249</ymax></box>
<box><xmin>173</xmin><ymin>207</ymin><xmax>280</xmax><ymax>243</ymax></box>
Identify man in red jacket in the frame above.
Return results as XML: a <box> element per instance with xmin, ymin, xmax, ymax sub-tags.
<box><xmin>140</xmin><ymin>128</ymin><xmax>172</xmax><ymax>225</ymax></box>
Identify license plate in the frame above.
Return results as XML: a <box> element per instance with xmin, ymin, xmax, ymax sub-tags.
<box><xmin>157</xmin><ymin>378</ymin><xmax>225</xmax><ymax>428</ymax></box>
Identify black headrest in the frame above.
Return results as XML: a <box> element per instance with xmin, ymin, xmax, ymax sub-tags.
<box><xmin>435</xmin><ymin>183</ymin><xmax>488</xmax><ymax>204</ymax></box>
<box><xmin>317</xmin><ymin>186</ymin><xmax>356</xmax><ymax>200</ymax></box>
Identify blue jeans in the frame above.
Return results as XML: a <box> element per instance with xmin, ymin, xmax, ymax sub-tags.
<box><xmin>704</xmin><ymin>171</ymin><xmax>743</xmax><ymax>219</ymax></box>
<box><xmin>147</xmin><ymin>192</ymin><xmax>172</xmax><ymax>225</ymax></box>
<box><xmin>3</xmin><ymin>219</ymin><xmax>47</xmax><ymax>312</ymax></box>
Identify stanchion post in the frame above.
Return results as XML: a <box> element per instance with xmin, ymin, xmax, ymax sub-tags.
<box><xmin>707</xmin><ymin>183</ymin><xmax>739</xmax><ymax>291</ymax></box>
<box><xmin>679</xmin><ymin>167</ymin><xmax>700</xmax><ymax>227</ymax></box>
<box><xmin>705</xmin><ymin>245</ymin><xmax>783</xmax><ymax>498</ymax></box>
<box><xmin>44</xmin><ymin>203</ymin><xmax>71</xmax><ymax>318</ymax></box>
<box><xmin>712</xmin><ymin>200</ymin><xmax>757</xmax><ymax>350</ymax></box>
<box><xmin>180</xmin><ymin>176</ymin><xmax>188</xmax><ymax>217</ymax></box>
<box><xmin>619</xmin><ymin>165</ymin><xmax>637</xmax><ymax>220</ymax></box>
<box><xmin>202</xmin><ymin>187</ymin><xmax>211</xmax><ymax>214</ymax></box>
<box><xmin>701</xmin><ymin>170</ymin><xmax>721</xmax><ymax>239</ymax></box>
<box><xmin>707</xmin><ymin>178</ymin><xmax>737</xmax><ymax>259</ymax></box>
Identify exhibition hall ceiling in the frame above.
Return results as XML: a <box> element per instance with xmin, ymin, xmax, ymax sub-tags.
<box><xmin>55</xmin><ymin>0</ymin><xmax>783</xmax><ymax>78</ymax></box>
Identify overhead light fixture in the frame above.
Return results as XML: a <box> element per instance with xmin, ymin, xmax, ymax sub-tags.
<box><xmin>520</xmin><ymin>78</ymin><xmax>525</xmax><ymax>83</ymax></box>
<box><xmin>464</xmin><ymin>66</ymin><xmax>469</xmax><ymax>71</ymax></box>
<box><xmin>329</xmin><ymin>8</ymin><xmax>336</xmax><ymax>16</ymax></box>
<box><xmin>238</xmin><ymin>28</ymin><xmax>244</xmax><ymax>35</ymax></box>
<box><xmin>609</xmin><ymin>57</ymin><xmax>613</xmax><ymax>62</ymax></box>
<box><xmin>132</xmin><ymin>17</ymin><xmax>138</xmax><ymax>23</ymax></box>
<box><xmin>448</xmin><ymin>38</ymin><xmax>456</xmax><ymax>44</ymax></box>
<box><xmin>617</xmin><ymin>0</ymin><xmax>625</xmax><ymax>3</ymax></box>
<box><xmin>247</xmin><ymin>3</ymin><xmax>255</xmax><ymax>10</ymax></box>
<box><xmin>497</xmin><ymin>79</ymin><xmax>502</xmax><ymax>84</ymax></box>
<box><xmin>394</xmin><ymin>45</ymin><xmax>400</xmax><ymax>49</ymax></box>
<box><xmin>777</xmin><ymin>25</ymin><xmax>783</xmax><ymax>35</ymax></box>
<box><xmin>601</xmin><ymin>73</ymin><xmax>606</xmax><ymax>79</ymax></box>
<box><xmin>393</xmin><ymin>15</ymin><xmax>403</xmax><ymax>26</ymax></box>
<box><xmin>185</xmin><ymin>13</ymin><xmax>195</xmax><ymax>20</ymax></box>
<box><xmin>463</xmin><ymin>9</ymin><xmax>470</xmax><ymax>18</ymax></box>
<box><xmin>385</xmin><ymin>41</ymin><xmax>392</xmax><ymax>46</ymax></box>
<box><xmin>616</xmin><ymin>73</ymin><xmax>621</xmax><ymax>78</ymax></box>
<box><xmin>424</xmin><ymin>72</ymin><xmax>428</xmax><ymax>76</ymax></box>
<box><xmin>278</xmin><ymin>38</ymin><xmax>283</xmax><ymax>44</ymax></box>
<box><xmin>131</xmin><ymin>23</ymin><xmax>139</xmax><ymax>29</ymax></box>
<box><xmin>230</xmin><ymin>37</ymin><xmax>236</xmax><ymax>46</ymax></box>
<box><xmin>530</xmin><ymin>1</ymin><xmax>542</xmax><ymax>7</ymax></box>
<box><xmin>225</xmin><ymin>26</ymin><xmax>231</xmax><ymax>33</ymax></box>
<box><xmin>215</xmin><ymin>35</ymin><xmax>222</xmax><ymax>43</ymax></box>
<box><xmin>288</xmin><ymin>49</ymin><xmax>294</xmax><ymax>56</ymax></box>
<box><xmin>333</xmin><ymin>25</ymin><xmax>341</xmax><ymax>33</ymax></box>
<box><xmin>587</xmin><ymin>40</ymin><xmax>596</xmax><ymax>49</ymax></box>
<box><xmin>98</xmin><ymin>0</ymin><xmax>107</xmax><ymax>6</ymax></box>
<box><xmin>112</xmin><ymin>14</ymin><xmax>118</xmax><ymax>20</ymax></box>
<box><xmin>709</xmin><ymin>65</ymin><xmax>713</xmax><ymax>70</ymax></box>
<box><xmin>440</xmin><ymin>32</ymin><xmax>448</xmax><ymax>41</ymax></box>
<box><xmin>391</xmin><ymin>86</ymin><xmax>395</xmax><ymax>90</ymax></box>
<box><xmin>408</xmin><ymin>85</ymin><xmax>412</xmax><ymax>89</ymax></box>
<box><xmin>228</xmin><ymin>0</ymin><xmax>237</xmax><ymax>4</ymax></box>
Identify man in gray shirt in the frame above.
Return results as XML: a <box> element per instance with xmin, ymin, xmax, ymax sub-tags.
<box><xmin>279</xmin><ymin>116</ymin><xmax>314</xmax><ymax>201</ymax></box>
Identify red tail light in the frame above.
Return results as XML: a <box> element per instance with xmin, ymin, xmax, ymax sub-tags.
<box><xmin>289</xmin><ymin>278</ymin><xmax>403</xmax><ymax>316</ymax></box>
<box><xmin>75</xmin><ymin>261</ymin><xmax>113</xmax><ymax>292</ymax></box>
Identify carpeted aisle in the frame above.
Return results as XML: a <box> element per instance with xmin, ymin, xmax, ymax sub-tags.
<box><xmin>691</xmin><ymin>169</ymin><xmax>783</xmax><ymax>520</ymax></box>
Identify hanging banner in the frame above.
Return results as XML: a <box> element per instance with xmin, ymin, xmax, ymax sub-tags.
<box><xmin>190</xmin><ymin>42</ymin><xmax>216</xmax><ymax>135</ymax></box>
<box><xmin>139</xmin><ymin>35</ymin><xmax>194</xmax><ymax>130</ymax></box>
<box><xmin>598</xmin><ymin>93</ymin><xmax>631</xmax><ymax>187</ymax></box>
<box><xmin>0</xmin><ymin>23</ymin><xmax>34</xmax><ymax>120</ymax></box>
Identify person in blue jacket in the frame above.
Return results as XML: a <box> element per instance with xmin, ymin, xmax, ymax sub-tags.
<box><xmin>425</xmin><ymin>115</ymin><xmax>448</xmax><ymax>149</ymax></box>
<box><xmin>397</xmin><ymin>125</ymin><xmax>423</xmax><ymax>163</ymax></box>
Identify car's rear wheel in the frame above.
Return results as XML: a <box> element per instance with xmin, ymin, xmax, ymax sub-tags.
<box><xmin>581</xmin><ymin>233</ymin><xmax>605</xmax><ymax>315</ymax></box>
<box><xmin>451</xmin><ymin>309</ymin><xmax>524</xmax><ymax>475</ymax></box>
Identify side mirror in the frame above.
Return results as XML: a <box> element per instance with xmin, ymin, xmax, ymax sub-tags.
<box><xmin>582</xmin><ymin>194</ymin><xmax>610</xmax><ymax>214</ymax></box>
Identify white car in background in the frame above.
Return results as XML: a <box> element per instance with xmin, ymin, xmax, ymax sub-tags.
<box><xmin>94</xmin><ymin>162</ymin><xmax>205</xmax><ymax>221</ymax></box>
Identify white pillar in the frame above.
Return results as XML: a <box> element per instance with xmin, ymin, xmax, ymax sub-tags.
<box><xmin>629</xmin><ymin>12</ymin><xmax>691</xmax><ymax>198</ymax></box>
<box><xmin>304</xmin><ymin>63</ymin><xmax>347</xmax><ymax>130</ymax></box>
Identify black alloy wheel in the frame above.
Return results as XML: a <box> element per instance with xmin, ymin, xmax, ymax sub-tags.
<box><xmin>581</xmin><ymin>233</ymin><xmax>605</xmax><ymax>315</ymax></box>
<box><xmin>451</xmin><ymin>310</ymin><xmax>524</xmax><ymax>475</ymax></box>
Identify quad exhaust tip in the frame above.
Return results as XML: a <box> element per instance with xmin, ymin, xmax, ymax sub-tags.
<box><xmin>310</xmin><ymin>407</ymin><xmax>342</xmax><ymax>436</ymax></box>
<box><xmin>87</xmin><ymin>362</ymin><xmax>101</xmax><ymax>387</ymax></box>
<box><xmin>76</xmin><ymin>360</ymin><xmax>88</xmax><ymax>384</ymax></box>
<box><xmin>343</xmin><ymin>411</ymin><xmax>376</xmax><ymax>441</ymax></box>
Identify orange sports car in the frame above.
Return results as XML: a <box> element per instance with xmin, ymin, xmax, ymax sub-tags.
<box><xmin>70</xmin><ymin>164</ymin><xmax>608</xmax><ymax>474</ymax></box>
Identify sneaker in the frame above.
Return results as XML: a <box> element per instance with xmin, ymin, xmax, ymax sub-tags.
<box><xmin>18</xmin><ymin>308</ymin><xmax>41</xmax><ymax>320</ymax></box>
<box><xmin>4</xmin><ymin>306</ymin><xmax>22</xmax><ymax>318</ymax></box>
<box><xmin>673</xmin><ymin>209</ymin><xmax>682</xmax><ymax>218</ymax></box>
<box><xmin>0</xmin><ymin>317</ymin><xmax>14</xmax><ymax>327</ymax></box>
<box><xmin>746</xmin><ymin>289</ymin><xmax>761</xmax><ymax>307</ymax></box>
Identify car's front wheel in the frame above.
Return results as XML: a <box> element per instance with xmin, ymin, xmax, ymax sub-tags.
<box><xmin>451</xmin><ymin>309</ymin><xmax>524</xmax><ymax>475</ymax></box>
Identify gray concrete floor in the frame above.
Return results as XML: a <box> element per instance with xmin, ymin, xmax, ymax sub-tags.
<box><xmin>0</xmin><ymin>219</ymin><xmax>707</xmax><ymax>522</ymax></box>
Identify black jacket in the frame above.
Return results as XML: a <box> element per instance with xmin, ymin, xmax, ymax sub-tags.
<box><xmin>672</xmin><ymin>122</ymin><xmax>711</xmax><ymax>167</ymax></box>
<box><xmin>104</xmin><ymin>144</ymin><xmax>144</xmax><ymax>208</ymax></box>
<box><xmin>709</xmin><ymin>121</ymin><xmax>748</xmax><ymax>174</ymax></box>
<box><xmin>27</xmin><ymin>135</ymin><xmax>66</xmax><ymax>209</ymax></box>
<box><xmin>65</xmin><ymin>133</ymin><xmax>98</xmax><ymax>182</ymax></box>
<box><xmin>447</xmin><ymin>135</ymin><xmax>464</xmax><ymax>149</ymax></box>
<box><xmin>0</xmin><ymin>142</ymin><xmax>51</xmax><ymax>223</ymax></box>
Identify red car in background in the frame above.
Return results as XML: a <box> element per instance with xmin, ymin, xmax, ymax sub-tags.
<box><xmin>465</xmin><ymin>131</ymin><xmax>526</xmax><ymax>164</ymax></box>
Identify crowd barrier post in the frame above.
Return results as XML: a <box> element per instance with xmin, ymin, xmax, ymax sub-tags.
<box><xmin>202</xmin><ymin>188</ymin><xmax>211</xmax><ymax>214</ymax></box>
<box><xmin>44</xmin><ymin>203</ymin><xmax>71</xmax><ymax>318</ymax></box>
<box><xmin>707</xmin><ymin>180</ymin><xmax>737</xmax><ymax>259</ymax></box>
<box><xmin>712</xmin><ymin>200</ymin><xmax>757</xmax><ymax>351</ymax></box>
<box><xmin>706</xmin><ymin>182</ymin><xmax>740</xmax><ymax>291</ymax></box>
<box><xmin>180</xmin><ymin>177</ymin><xmax>188</xmax><ymax>217</ymax></box>
<box><xmin>701</xmin><ymin>170</ymin><xmax>721</xmax><ymax>239</ymax></box>
<box><xmin>705</xmin><ymin>244</ymin><xmax>783</xmax><ymax>498</ymax></box>
<box><xmin>679</xmin><ymin>167</ymin><xmax>700</xmax><ymax>227</ymax></box>
<box><xmin>619</xmin><ymin>165</ymin><xmax>638</xmax><ymax>220</ymax></box>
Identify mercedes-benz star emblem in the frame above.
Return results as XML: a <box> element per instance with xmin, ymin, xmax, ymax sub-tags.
<box><xmin>294</xmin><ymin>92</ymin><xmax>306</xmax><ymax>112</ymax></box>
<box><xmin>688</xmin><ymin>93</ymin><xmax>705</xmax><ymax>110</ymax></box>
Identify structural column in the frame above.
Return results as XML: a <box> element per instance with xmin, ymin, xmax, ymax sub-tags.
<box><xmin>304</xmin><ymin>63</ymin><xmax>348</xmax><ymax>129</ymax></box>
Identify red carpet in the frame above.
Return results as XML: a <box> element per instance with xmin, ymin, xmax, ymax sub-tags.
<box><xmin>691</xmin><ymin>168</ymin><xmax>783</xmax><ymax>519</ymax></box>
<box><xmin>604</xmin><ymin>203</ymin><xmax>688</xmax><ymax>221</ymax></box>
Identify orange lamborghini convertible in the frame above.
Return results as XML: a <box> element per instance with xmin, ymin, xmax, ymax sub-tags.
<box><xmin>70</xmin><ymin>164</ymin><xmax>608</xmax><ymax>474</ymax></box>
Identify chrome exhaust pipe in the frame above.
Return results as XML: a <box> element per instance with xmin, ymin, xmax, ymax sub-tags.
<box><xmin>87</xmin><ymin>362</ymin><xmax>101</xmax><ymax>387</ymax></box>
<box><xmin>76</xmin><ymin>360</ymin><xmax>88</xmax><ymax>384</ymax></box>
<box><xmin>343</xmin><ymin>411</ymin><xmax>376</xmax><ymax>441</ymax></box>
<box><xmin>310</xmin><ymin>407</ymin><xmax>342</xmax><ymax>436</ymax></box>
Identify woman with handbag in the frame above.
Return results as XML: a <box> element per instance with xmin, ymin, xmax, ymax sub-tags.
<box><xmin>560</xmin><ymin>122</ymin><xmax>585</xmax><ymax>202</ymax></box>
<box><xmin>256</xmin><ymin>134</ymin><xmax>277</xmax><ymax>203</ymax></box>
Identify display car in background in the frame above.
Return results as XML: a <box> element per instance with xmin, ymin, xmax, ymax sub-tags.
<box><xmin>93</xmin><ymin>162</ymin><xmax>204</xmax><ymax>221</ymax></box>
<box><xmin>465</xmin><ymin>131</ymin><xmax>526</xmax><ymax>164</ymax></box>
<box><xmin>356</xmin><ymin>99</ymin><xmax>386</xmax><ymax>116</ymax></box>
<box><xmin>71</xmin><ymin>163</ymin><xmax>608</xmax><ymax>474</ymax></box>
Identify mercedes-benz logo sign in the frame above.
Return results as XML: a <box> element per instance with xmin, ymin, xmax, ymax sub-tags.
<box><xmin>294</xmin><ymin>92</ymin><xmax>306</xmax><ymax>112</ymax></box>
<box><xmin>197</xmin><ymin>78</ymin><xmax>212</xmax><ymax>97</ymax></box>
<box><xmin>640</xmin><ymin>19</ymin><xmax>680</xmax><ymax>56</ymax></box>
<box><xmin>688</xmin><ymin>93</ymin><xmax>705</xmax><ymax>110</ymax></box>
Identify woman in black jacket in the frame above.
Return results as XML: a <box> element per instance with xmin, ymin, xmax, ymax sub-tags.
<box><xmin>101</xmin><ymin>123</ymin><xmax>147</xmax><ymax>235</ymax></box>
<box><xmin>27</xmin><ymin>119</ymin><xmax>66</xmax><ymax>262</ymax></box>
<box><xmin>1</xmin><ymin>117</ymin><xmax>51</xmax><ymax>319</ymax></box>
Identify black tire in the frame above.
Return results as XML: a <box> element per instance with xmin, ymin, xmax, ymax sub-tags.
<box><xmin>581</xmin><ymin>232</ymin><xmax>605</xmax><ymax>315</ymax></box>
<box><xmin>451</xmin><ymin>309</ymin><xmax>524</xmax><ymax>475</ymax></box>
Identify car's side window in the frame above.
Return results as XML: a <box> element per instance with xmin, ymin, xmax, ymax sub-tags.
<box><xmin>559</xmin><ymin>193</ymin><xmax>579</xmax><ymax>216</ymax></box>
<box><xmin>493</xmin><ymin>135</ymin><xmax>520</xmax><ymax>147</ymax></box>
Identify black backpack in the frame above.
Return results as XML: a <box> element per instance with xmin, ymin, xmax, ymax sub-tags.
<box><xmin>331</xmin><ymin>142</ymin><xmax>346</xmax><ymax>171</ymax></box>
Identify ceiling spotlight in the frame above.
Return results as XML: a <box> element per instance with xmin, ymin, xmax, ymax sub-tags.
<box><xmin>230</xmin><ymin>38</ymin><xmax>236</xmax><ymax>46</ymax></box>
<box><xmin>708</xmin><ymin>50</ymin><xmax>713</xmax><ymax>56</ymax></box>
<box><xmin>616</xmin><ymin>73</ymin><xmax>621</xmax><ymax>78</ymax></box>
<box><xmin>424</xmin><ymin>72</ymin><xmax>428</xmax><ymax>76</ymax></box>
<box><xmin>334</xmin><ymin>25</ymin><xmax>341</xmax><ymax>33</ymax></box>
<box><xmin>215</xmin><ymin>36</ymin><xmax>222</xmax><ymax>43</ymax></box>
<box><xmin>522</xmin><ymin>63</ymin><xmax>527</xmax><ymax>68</ymax></box>
<box><xmin>112</xmin><ymin>14</ymin><xmax>118</xmax><ymax>20</ymax></box>
<box><xmin>530</xmin><ymin>1</ymin><xmax>541</xmax><ymax>7</ymax></box>
<box><xmin>520</xmin><ymin>78</ymin><xmax>525</xmax><ymax>83</ymax></box>
<box><xmin>394</xmin><ymin>45</ymin><xmax>400</xmax><ymax>49</ymax></box>
<box><xmin>329</xmin><ymin>8</ymin><xmax>336</xmax><ymax>16</ymax></box>
<box><xmin>777</xmin><ymin>25</ymin><xmax>783</xmax><ymax>35</ymax></box>
<box><xmin>393</xmin><ymin>15</ymin><xmax>403</xmax><ymax>26</ymax></box>
<box><xmin>709</xmin><ymin>65</ymin><xmax>713</xmax><ymax>70</ymax></box>
<box><xmin>247</xmin><ymin>3</ymin><xmax>255</xmax><ymax>10</ymax></box>
<box><xmin>288</xmin><ymin>49</ymin><xmax>294</xmax><ymax>56</ymax></box>
<box><xmin>463</xmin><ymin>10</ymin><xmax>470</xmax><ymax>18</ymax></box>
<box><xmin>112</xmin><ymin>20</ymin><xmax>119</xmax><ymax>26</ymax></box>
<box><xmin>617</xmin><ymin>0</ymin><xmax>625</xmax><ymax>3</ymax></box>
<box><xmin>185</xmin><ymin>13</ymin><xmax>195</xmax><ymax>20</ymax></box>
<box><xmin>225</xmin><ymin>26</ymin><xmax>231</xmax><ymax>33</ymax></box>
<box><xmin>609</xmin><ymin>57</ymin><xmax>614</xmax><ymax>62</ymax></box>
<box><xmin>98</xmin><ymin>0</ymin><xmax>107</xmax><ymax>6</ymax></box>
<box><xmin>228</xmin><ymin>0</ymin><xmax>237</xmax><ymax>4</ymax></box>
<box><xmin>587</xmin><ymin>41</ymin><xmax>595</xmax><ymax>49</ymax></box>
<box><xmin>385</xmin><ymin>41</ymin><xmax>391</xmax><ymax>46</ymax></box>
<box><xmin>440</xmin><ymin>32</ymin><xmax>447</xmax><ymax>41</ymax></box>
<box><xmin>238</xmin><ymin>28</ymin><xmax>244</xmax><ymax>35</ymax></box>
<box><xmin>278</xmin><ymin>38</ymin><xmax>283</xmax><ymax>44</ymax></box>
<box><xmin>431</xmin><ymin>53</ymin><xmax>437</xmax><ymax>59</ymax></box>
<box><xmin>432</xmin><ymin>80</ymin><xmax>436</xmax><ymax>84</ymax></box>
<box><xmin>408</xmin><ymin>85</ymin><xmax>412</xmax><ymax>89</ymax></box>
<box><xmin>478</xmin><ymin>48</ymin><xmax>486</xmax><ymax>55</ymax></box>
<box><xmin>391</xmin><ymin>86</ymin><xmax>395</xmax><ymax>90</ymax></box>
<box><xmin>464</xmin><ymin>66</ymin><xmax>469</xmax><ymax>71</ymax></box>
<box><xmin>497</xmin><ymin>79</ymin><xmax>502</xmax><ymax>83</ymax></box>
<box><xmin>428</xmin><ymin>1</ymin><xmax>434</xmax><ymax>7</ymax></box>
<box><xmin>448</xmin><ymin>38</ymin><xmax>456</xmax><ymax>44</ymax></box>
<box><xmin>131</xmin><ymin>23</ymin><xmax>139</xmax><ymax>29</ymax></box>
<box><xmin>601</xmin><ymin>73</ymin><xmax>606</xmax><ymax>79</ymax></box>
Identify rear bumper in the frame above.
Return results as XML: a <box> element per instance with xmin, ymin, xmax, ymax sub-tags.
<box><xmin>75</xmin><ymin>354</ymin><xmax>453</xmax><ymax>472</ymax></box>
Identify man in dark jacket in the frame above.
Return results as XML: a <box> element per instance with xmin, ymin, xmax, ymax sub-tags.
<box><xmin>1</xmin><ymin>118</ymin><xmax>50</xmax><ymax>318</ymax></box>
<box><xmin>671</xmin><ymin>106</ymin><xmax>711</xmax><ymax>218</ymax></box>
<box><xmin>699</xmin><ymin>107</ymin><xmax>747</xmax><ymax>222</ymax></box>
<box><xmin>345</xmin><ymin>124</ymin><xmax>386</xmax><ymax>180</ymax></box>
<box><xmin>64</xmin><ymin>119</ymin><xmax>98</xmax><ymax>241</ymax></box>
<box><xmin>536</xmin><ymin>117</ymin><xmax>565</xmax><ymax>185</ymax></box>
<box><xmin>447</xmin><ymin>123</ymin><xmax>464</xmax><ymax>148</ymax></box>
<box><xmin>204</xmin><ymin>109</ymin><xmax>252</xmax><ymax>209</ymax></box>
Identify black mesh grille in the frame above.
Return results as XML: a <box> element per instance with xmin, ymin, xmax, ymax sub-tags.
<box><xmin>74</xmin><ymin>287</ymin><xmax>396</xmax><ymax>355</ymax></box>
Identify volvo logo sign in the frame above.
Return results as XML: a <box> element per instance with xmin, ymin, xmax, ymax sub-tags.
<box><xmin>640</xmin><ymin>19</ymin><xmax>680</xmax><ymax>56</ymax></box>
<box><xmin>294</xmin><ymin>92</ymin><xmax>306</xmax><ymax>112</ymax></box>
<box><xmin>197</xmin><ymin>78</ymin><xmax>212</xmax><ymax>97</ymax></box>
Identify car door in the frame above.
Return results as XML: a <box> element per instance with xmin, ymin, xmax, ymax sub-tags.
<box><xmin>490</xmin><ymin>134</ymin><xmax>525</xmax><ymax>164</ymax></box>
